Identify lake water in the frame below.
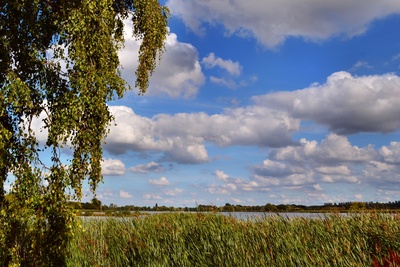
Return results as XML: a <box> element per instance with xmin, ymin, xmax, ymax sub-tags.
<box><xmin>137</xmin><ymin>211</ymin><xmax>346</xmax><ymax>220</ymax></box>
<box><xmin>212</xmin><ymin>212</ymin><xmax>347</xmax><ymax>220</ymax></box>
<box><xmin>81</xmin><ymin>211</ymin><xmax>348</xmax><ymax>221</ymax></box>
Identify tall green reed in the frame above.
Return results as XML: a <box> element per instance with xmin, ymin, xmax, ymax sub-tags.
<box><xmin>66</xmin><ymin>212</ymin><xmax>400</xmax><ymax>266</ymax></box>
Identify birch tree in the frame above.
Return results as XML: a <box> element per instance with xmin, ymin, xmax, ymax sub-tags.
<box><xmin>0</xmin><ymin>0</ymin><xmax>168</xmax><ymax>265</ymax></box>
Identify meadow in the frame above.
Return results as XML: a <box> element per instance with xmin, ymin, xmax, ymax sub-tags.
<box><xmin>66</xmin><ymin>212</ymin><xmax>400</xmax><ymax>266</ymax></box>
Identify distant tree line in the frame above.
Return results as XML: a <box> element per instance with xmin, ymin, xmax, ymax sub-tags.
<box><xmin>69</xmin><ymin>199</ymin><xmax>400</xmax><ymax>213</ymax></box>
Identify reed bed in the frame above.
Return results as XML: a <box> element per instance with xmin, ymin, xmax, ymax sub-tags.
<box><xmin>66</xmin><ymin>212</ymin><xmax>400</xmax><ymax>266</ymax></box>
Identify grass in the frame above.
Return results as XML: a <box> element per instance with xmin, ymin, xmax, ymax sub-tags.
<box><xmin>67</xmin><ymin>212</ymin><xmax>400</xmax><ymax>266</ymax></box>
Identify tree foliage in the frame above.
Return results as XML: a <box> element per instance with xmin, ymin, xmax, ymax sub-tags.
<box><xmin>0</xmin><ymin>0</ymin><xmax>169</xmax><ymax>265</ymax></box>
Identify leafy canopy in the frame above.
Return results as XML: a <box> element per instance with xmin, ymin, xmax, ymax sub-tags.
<box><xmin>0</xmin><ymin>0</ymin><xmax>169</xmax><ymax>265</ymax></box>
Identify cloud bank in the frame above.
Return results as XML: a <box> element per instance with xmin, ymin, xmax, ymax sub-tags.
<box><xmin>250</xmin><ymin>134</ymin><xmax>400</xmax><ymax>190</ymax></box>
<box><xmin>105</xmin><ymin>71</ymin><xmax>400</xmax><ymax>165</ymax></box>
<box><xmin>167</xmin><ymin>0</ymin><xmax>400</xmax><ymax>48</ymax></box>
<box><xmin>255</xmin><ymin>71</ymin><xmax>400</xmax><ymax>134</ymax></box>
<box><xmin>104</xmin><ymin>105</ymin><xmax>298</xmax><ymax>164</ymax></box>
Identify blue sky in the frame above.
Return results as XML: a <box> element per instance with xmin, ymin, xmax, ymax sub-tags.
<box><xmin>26</xmin><ymin>1</ymin><xmax>400</xmax><ymax>207</ymax></box>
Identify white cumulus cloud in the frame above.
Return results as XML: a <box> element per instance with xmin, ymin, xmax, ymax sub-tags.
<box><xmin>101</xmin><ymin>158</ymin><xmax>126</xmax><ymax>176</ymax></box>
<box><xmin>119</xmin><ymin>20</ymin><xmax>204</xmax><ymax>98</ymax></box>
<box><xmin>130</xmin><ymin>162</ymin><xmax>166</xmax><ymax>173</ymax></box>
<box><xmin>119</xmin><ymin>190</ymin><xmax>133</xmax><ymax>198</ymax></box>
<box><xmin>214</xmin><ymin>170</ymin><xmax>229</xmax><ymax>182</ymax></box>
<box><xmin>202</xmin><ymin>53</ymin><xmax>241</xmax><ymax>76</ymax></box>
<box><xmin>165</xmin><ymin>188</ymin><xmax>183</xmax><ymax>196</ymax></box>
<box><xmin>148</xmin><ymin>176</ymin><xmax>171</xmax><ymax>186</ymax></box>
